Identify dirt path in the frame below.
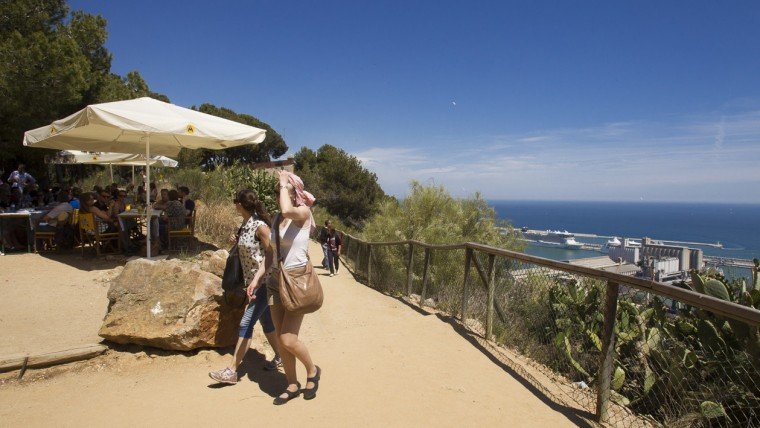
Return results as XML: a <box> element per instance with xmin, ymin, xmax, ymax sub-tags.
<box><xmin>0</xmin><ymin>253</ymin><xmax>120</xmax><ymax>357</ymax></box>
<box><xmin>0</xmin><ymin>244</ymin><xmax>586</xmax><ymax>427</ymax></box>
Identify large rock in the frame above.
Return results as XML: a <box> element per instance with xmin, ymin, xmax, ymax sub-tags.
<box><xmin>99</xmin><ymin>258</ymin><xmax>244</xmax><ymax>351</ymax></box>
<box><xmin>197</xmin><ymin>249</ymin><xmax>229</xmax><ymax>278</ymax></box>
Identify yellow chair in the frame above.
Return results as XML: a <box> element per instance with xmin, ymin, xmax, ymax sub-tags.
<box><xmin>78</xmin><ymin>212</ymin><xmax>121</xmax><ymax>256</ymax></box>
<box><xmin>168</xmin><ymin>209</ymin><xmax>196</xmax><ymax>250</ymax></box>
<box><xmin>34</xmin><ymin>211</ymin><xmax>70</xmax><ymax>252</ymax></box>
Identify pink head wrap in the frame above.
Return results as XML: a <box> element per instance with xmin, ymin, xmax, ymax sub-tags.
<box><xmin>284</xmin><ymin>171</ymin><xmax>316</xmax><ymax>207</ymax></box>
<box><xmin>283</xmin><ymin>171</ymin><xmax>316</xmax><ymax>231</ymax></box>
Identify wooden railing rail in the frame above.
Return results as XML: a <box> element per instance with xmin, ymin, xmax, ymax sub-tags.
<box><xmin>339</xmin><ymin>232</ymin><xmax>760</xmax><ymax>327</ymax></box>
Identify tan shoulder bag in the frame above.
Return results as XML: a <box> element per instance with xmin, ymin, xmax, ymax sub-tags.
<box><xmin>274</xmin><ymin>215</ymin><xmax>324</xmax><ymax>314</ymax></box>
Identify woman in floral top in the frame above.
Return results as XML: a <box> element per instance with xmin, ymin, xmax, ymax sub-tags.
<box><xmin>209</xmin><ymin>189</ymin><xmax>281</xmax><ymax>384</ymax></box>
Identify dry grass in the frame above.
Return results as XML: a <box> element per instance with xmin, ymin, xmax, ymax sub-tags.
<box><xmin>193</xmin><ymin>200</ymin><xmax>241</xmax><ymax>249</ymax></box>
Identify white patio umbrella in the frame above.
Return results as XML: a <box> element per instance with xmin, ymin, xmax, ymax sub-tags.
<box><xmin>51</xmin><ymin>150</ymin><xmax>179</xmax><ymax>183</ymax></box>
<box><xmin>24</xmin><ymin>97</ymin><xmax>266</xmax><ymax>257</ymax></box>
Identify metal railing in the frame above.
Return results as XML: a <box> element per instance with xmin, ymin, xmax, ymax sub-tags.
<box><xmin>333</xmin><ymin>231</ymin><xmax>760</xmax><ymax>427</ymax></box>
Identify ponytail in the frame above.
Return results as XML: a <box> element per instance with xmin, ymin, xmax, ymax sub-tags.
<box><xmin>236</xmin><ymin>189</ymin><xmax>271</xmax><ymax>226</ymax></box>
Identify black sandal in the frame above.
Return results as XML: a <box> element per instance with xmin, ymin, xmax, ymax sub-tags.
<box><xmin>303</xmin><ymin>366</ymin><xmax>321</xmax><ymax>400</ymax></box>
<box><xmin>273</xmin><ymin>382</ymin><xmax>301</xmax><ymax>405</ymax></box>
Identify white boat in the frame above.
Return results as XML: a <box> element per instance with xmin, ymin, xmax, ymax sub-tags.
<box><xmin>524</xmin><ymin>230</ymin><xmax>586</xmax><ymax>249</ymax></box>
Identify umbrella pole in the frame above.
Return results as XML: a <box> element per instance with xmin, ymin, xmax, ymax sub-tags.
<box><xmin>132</xmin><ymin>166</ymin><xmax>135</xmax><ymax>186</ymax></box>
<box><xmin>109</xmin><ymin>163</ymin><xmax>114</xmax><ymax>183</ymax></box>
<box><xmin>146</xmin><ymin>135</ymin><xmax>152</xmax><ymax>258</ymax></box>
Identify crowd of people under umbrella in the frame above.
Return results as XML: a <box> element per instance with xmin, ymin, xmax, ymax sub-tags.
<box><xmin>1</xmin><ymin>162</ymin><xmax>194</xmax><ymax>255</ymax></box>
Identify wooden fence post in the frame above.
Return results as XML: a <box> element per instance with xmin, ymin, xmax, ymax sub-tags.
<box><xmin>367</xmin><ymin>244</ymin><xmax>372</xmax><ymax>288</ymax></box>
<box><xmin>406</xmin><ymin>243</ymin><xmax>414</xmax><ymax>296</ymax></box>
<box><xmin>461</xmin><ymin>248</ymin><xmax>473</xmax><ymax>321</ymax></box>
<box><xmin>419</xmin><ymin>248</ymin><xmax>431</xmax><ymax>306</ymax></box>
<box><xmin>596</xmin><ymin>280</ymin><xmax>620</xmax><ymax>423</ymax></box>
<box><xmin>485</xmin><ymin>254</ymin><xmax>496</xmax><ymax>341</ymax></box>
<box><xmin>343</xmin><ymin>236</ymin><xmax>350</xmax><ymax>266</ymax></box>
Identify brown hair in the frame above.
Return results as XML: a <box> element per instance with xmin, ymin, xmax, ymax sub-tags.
<box><xmin>80</xmin><ymin>192</ymin><xmax>96</xmax><ymax>212</ymax></box>
<box><xmin>235</xmin><ymin>189</ymin><xmax>271</xmax><ymax>226</ymax></box>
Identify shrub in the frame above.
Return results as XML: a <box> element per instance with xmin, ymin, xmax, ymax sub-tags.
<box><xmin>355</xmin><ymin>182</ymin><xmax>523</xmax><ymax>313</ymax></box>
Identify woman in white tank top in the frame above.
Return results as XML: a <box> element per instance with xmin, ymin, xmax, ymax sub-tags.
<box><xmin>265</xmin><ymin>170</ymin><xmax>321</xmax><ymax>405</ymax></box>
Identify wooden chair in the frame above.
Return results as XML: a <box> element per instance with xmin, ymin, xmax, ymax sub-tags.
<box><xmin>78</xmin><ymin>212</ymin><xmax>121</xmax><ymax>256</ymax></box>
<box><xmin>168</xmin><ymin>209</ymin><xmax>196</xmax><ymax>250</ymax></box>
<box><xmin>34</xmin><ymin>211</ymin><xmax>70</xmax><ymax>252</ymax></box>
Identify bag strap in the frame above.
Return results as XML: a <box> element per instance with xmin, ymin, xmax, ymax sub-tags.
<box><xmin>230</xmin><ymin>219</ymin><xmax>246</xmax><ymax>254</ymax></box>
<box><xmin>274</xmin><ymin>213</ymin><xmax>283</xmax><ymax>263</ymax></box>
<box><xmin>273</xmin><ymin>213</ymin><xmax>311</xmax><ymax>265</ymax></box>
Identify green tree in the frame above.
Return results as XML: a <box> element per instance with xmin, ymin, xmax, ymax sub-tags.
<box><xmin>0</xmin><ymin>0</ymin><xmax>97</xmax><ymax>168</ymax></box>
<box><xmin>294</xmin><ymin>144</ymin><xmax>385</xmax><ymax>227</ymax></box>
<box><xmin>0</xmin><ymin>0</ymin><xmax>167</xmax><ymax>180</ymax></box>
<box><xmin>96</xmin><ymin>71</ymin><xmax>170</xmax><ymax>103</ymax></box>
<box><xmin>179</xmin><ymin>103</ymin><xmax>287</xmax><ymax>168</ymax></box>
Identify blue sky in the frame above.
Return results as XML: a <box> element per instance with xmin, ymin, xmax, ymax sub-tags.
<box><xmin>69</xmin><ymin>0</ymin><xmax>760</xmax><ymax>202</ymax></box>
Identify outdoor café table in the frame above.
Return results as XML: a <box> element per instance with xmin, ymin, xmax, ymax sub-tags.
<box><xmin>0</xmin><ymin>209</ymin><xmax>46</xmax><ymax>253</ymax></box>
<box><xmin>118</xmin><ymin>208</ymin><xmax>163</xmax><ymax>237</ymax></box>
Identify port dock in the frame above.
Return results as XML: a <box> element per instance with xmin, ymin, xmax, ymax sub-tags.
<box><xmin>523</xmin><ymin>229</ymin><xmax>724</xmax><ymax>249</ymax></box>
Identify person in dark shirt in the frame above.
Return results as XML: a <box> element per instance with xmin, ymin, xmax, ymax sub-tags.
<box><xmin>318</xmin><ymin>219</ymin><xmax>331</xmax><ymax>268</ymax></box>
<box><xmin>95</xmin><ymin>189</ymin><xmax>111</xmax><ymax>211</ymax></box>
<box><xmin>325</xmin><ymin>224</ymin><xmax>342</xmax><ymax>276</ymax></box>
<box><xmin>178</xmin><ymin>186</ymin><xmax>195</xmax><ymax>214</ymax></box>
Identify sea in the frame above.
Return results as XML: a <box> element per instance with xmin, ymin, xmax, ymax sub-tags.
<box><xmin>491</xmin><ymin>200</ymin><xmax>760</xmax><ymax>272</ymax></box>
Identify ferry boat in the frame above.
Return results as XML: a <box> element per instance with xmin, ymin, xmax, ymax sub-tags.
<box><xmin>522</xmin><ymin>229</ymin><xmax>585</xmax><ymax>250</ymax></box>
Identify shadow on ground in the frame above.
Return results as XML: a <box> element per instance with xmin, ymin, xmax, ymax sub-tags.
<box><xmin>28</xmin><ymin>238</ymin><xmax>221</xmax><ymax>272</ymax></box>
<box><xmin>104</xmin><ymin>343</ymin><xmax>286</xmax><ymax>398</ymax></box>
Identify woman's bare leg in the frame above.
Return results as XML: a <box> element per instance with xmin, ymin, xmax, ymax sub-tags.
<box><xmin>279</xmin><ymin>311</ymin><xmax>318</xmax><ymax>388</ymax></box>
<box><xmin>264</xmin><ymin>330</ymin><xmax>280</xmax><ymax>359</ymax></box>
<box><xmin>270</xmin><ymin>303</ymin><xmax>299</xmax><ymax>396</ymax></box>
<box><xmin>230</xmin><ymin>337</ymin><xmax>251</xmax><ymax>370</ymax></box>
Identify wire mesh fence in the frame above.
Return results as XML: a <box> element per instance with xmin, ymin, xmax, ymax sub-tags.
<box><xmin>339</xmin><ymin>232</ymin><xmax>760</xmax><ymax>427</ymax></box>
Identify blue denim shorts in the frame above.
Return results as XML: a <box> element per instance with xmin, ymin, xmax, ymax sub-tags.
<box><xmin>239</xmin><ymin>284</ymin><xmax>275</xmax><ymax>338</ymax></box>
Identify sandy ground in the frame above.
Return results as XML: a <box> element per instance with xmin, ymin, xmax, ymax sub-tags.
<box><xmin>0</xmin><ymin>243</ymin><xmax>590</xmax><ymax>427</ymax></box>
<box><xmin>0</xmin><ymin>252</ymin><xmax>120</xmax><ymax>356</ymax></box>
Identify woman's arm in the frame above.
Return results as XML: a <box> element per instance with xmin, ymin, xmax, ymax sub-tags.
<box><xmin>277</xmin><ymin>171</ymin><xmax>310</xmax><ymax>222</ymax></box>
<box><xmin>90</xmin><ymin>206</ymin><xmax>112</xmax><ymax>223</ymax></box>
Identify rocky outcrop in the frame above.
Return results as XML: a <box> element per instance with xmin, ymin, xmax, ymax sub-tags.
<box><xmin>99</xmin><ymin>258</ymin><xmax>243</xmax><ymax>351</ymax></box>
<box><xmin>197</xmin><ymin>249</ymin><xmax>229</xmax><ymax>278</ymax></box>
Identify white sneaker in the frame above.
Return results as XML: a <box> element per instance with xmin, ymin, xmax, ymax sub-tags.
<box><xmin>329</xmin><ymin>273</ymin><xmax>334</xmax><ymax>277</ymax></box>
<box><xmin>209</xmin><ymin>367</ymin><xmax>238</xmax><ymax>384</ymax></box>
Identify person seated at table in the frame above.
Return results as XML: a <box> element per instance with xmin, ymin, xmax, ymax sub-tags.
<box><xmin>0</xmin><ymin>183</ymin><xmax>11</xmax><ymax>211</ymax></box>
<box><xmin>124</xmin><ymin>183</ymin><xmax>136</xmax><ymax>204</ymax></box>
<box><xmin>158</xmin><ymin>189</ymin><xmax>186</xmax><ymax>248</ymax></box>
<box><xmin>152</xmin><ymin>188</ymin><xmax>170</xmax><ymax>211</ymax></box>
<box><xmin>149</xmin><ymin>182</ymin><xmax>157</xmax><ymax>202</ymax></box>
<box><xmin>37</xmin><ymin>191</ymin><xmax>73</xmax><ymax>233</ymax></box>
<box><xmin>136</xmin><ymin>185</ymin><xmax>146</xmax><ymax>205</ymax></box>
<box><xmin>28</xmin><ymin>190</ymin><xmax>45</xmax><ymax>209</ymax></box>
<box><xmin>95</xmin><ymin>189</ymin><xmax>112</xmax><ymax>211</ymax></box>
<box><xmin>80</xmin><ymin>192</ymin><xmax>118</xmax><ymax>234</ymax></box>
<box><xmin>69</xmin><ymin>187</ymin><xmax>81</xmax><ymax>209</ymax></box>
<box><xmin>10</xmin><ymin>187</ymin><xmax>31</xmax><ymax>209</ymax></box>
<box><xmin>178</xmin><ymin>186</ymin><xmax>195</xmax><ymax>215</ymax></box>
<box><xmin>109</xmin><ymin>190</ymin><xmax>128</xmax><ymax>219</ymax></box>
